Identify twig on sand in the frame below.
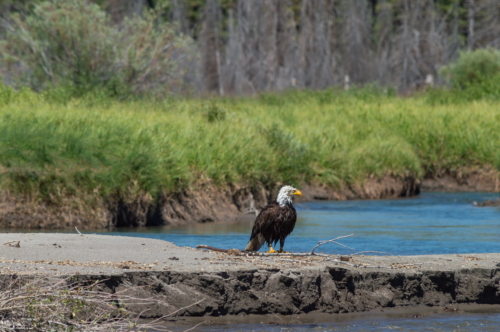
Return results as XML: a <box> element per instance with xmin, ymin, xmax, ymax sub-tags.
<box><xmin>195</xmin><ymin>245</ymin><xmax>228</xmax><ymax>253</ymax></box>
<box><xmin>309</xmin><ymin>234</ymin><xmax>355</xmax><ymax>255</ymax></box>
<box><xmin>75</xmin><ymin>226</ymin><xmax>83</xmax><ymax>236</ymax></box>
<box><xmin>3</xmin><ymin>240</ymin><xmax>20</xmax><ymax>248</ymax></box>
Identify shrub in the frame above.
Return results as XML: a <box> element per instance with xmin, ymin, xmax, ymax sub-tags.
<box><xmin>0</xmin><ymin>0</ymin><xmax>195</xmax><ymax>99</ymax></box>
<box><xmin>439</xmin><ymin>49</ymin><xmax>500</xmax><ymax>88</ymax></box>
<box><xmin>202</xmin><ymin>102</ymin><xmax>226</xmax><ymax>122</ymax></box>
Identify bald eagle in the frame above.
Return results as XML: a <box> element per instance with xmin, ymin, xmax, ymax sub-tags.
<box><xmin>244</xmin><ymin>186</ymin><xmax>302</xmax><ymax>253</ymax></box>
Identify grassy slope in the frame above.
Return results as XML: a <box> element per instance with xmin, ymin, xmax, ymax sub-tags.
<box><xmin>1</xmin><ymin>87</ymin><xmax>499</xmax><ymax>205</ymax></box>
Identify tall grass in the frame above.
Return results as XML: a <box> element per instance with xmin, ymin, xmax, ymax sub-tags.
<box><xmin>1</xmin><ymin>85</ymin><xmax>499</xmax><ymax>205</ymax></box>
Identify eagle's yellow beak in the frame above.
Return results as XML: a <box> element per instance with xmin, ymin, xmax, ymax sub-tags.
<box><xmin>292</xmin><ymin>189</ymin><xmax>302</xmax><ymax>196</ymax></box>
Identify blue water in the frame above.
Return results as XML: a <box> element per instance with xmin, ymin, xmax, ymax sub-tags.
<box><xmin>97</xmin><ymin>192</ymin><xmax>500</xmax><ymax>256</ymax></box>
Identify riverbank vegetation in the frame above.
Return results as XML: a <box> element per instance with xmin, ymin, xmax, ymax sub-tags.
<box><xmin>1</xmin><ymin>84</ymin><xmax>499</xmax><ymax>211</ymax></box>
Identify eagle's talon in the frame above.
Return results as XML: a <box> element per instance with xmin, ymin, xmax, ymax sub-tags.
<box><xmin>266</xmin><ymin>247</ymin><xmax>278</xmax><ymax>254</ymax></box>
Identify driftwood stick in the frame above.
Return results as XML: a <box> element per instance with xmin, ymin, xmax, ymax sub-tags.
<box><xmin>196</xmin><ymin>245</ymin><xmax>230</xmax><ymax>253</ymax></box>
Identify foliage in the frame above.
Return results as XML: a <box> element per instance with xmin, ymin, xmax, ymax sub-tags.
<box><xmin>2</xmin><ymin>86</ymin><xmax>500</xmax><ymax>209</ymax></box>
<box><xmin>426</xmin><ymin>75</ymin><xmax>500</xmax><ymax>104</ymax></box>
<box><xmin>439</xmin><ymin>49</ymin><xmax>500</xmax><ymax>88</ymax></box>
<box><xmin>202</xmin><ymin>101</ymin><xmax>227</xmax><ymax>122</ymax></box>
<box><xmin>0</xmin><ymin>0</ymin><xmax>195</xmax><ymax>98</ymax></box>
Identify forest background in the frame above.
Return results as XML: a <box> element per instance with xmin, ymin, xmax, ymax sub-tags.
<box><xmin>1</xmin><ymin>0</ymin><xmax>499</xmax><ymax>96</ymax></box>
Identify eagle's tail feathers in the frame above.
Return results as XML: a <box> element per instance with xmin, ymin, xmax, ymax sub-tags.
<box><xmin>244</xmin><ymin>233</ymin><xmax>265</xmax><ymax>251</ymax></box>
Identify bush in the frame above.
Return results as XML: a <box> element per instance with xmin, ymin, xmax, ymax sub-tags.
<box><xmin>0</xmin><ymin>0</ymin><xmax>195</xmax><ymax>99</ymax></box>
<box><xmin>439</xmin><ymin>49</ymin><xmax>500</xmax><ymax>88</ymax></box>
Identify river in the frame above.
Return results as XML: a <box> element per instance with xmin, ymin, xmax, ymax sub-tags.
<box><xmin>100</xmin><ymin>192</ymin><xmax>500</xmax><ymax>256</ymax></box>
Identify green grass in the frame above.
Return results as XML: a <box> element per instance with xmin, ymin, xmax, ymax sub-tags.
<box><xmin>1</xmin><ymin>85</ymin><xmax>500</xmax><ymax>205</ymax></box>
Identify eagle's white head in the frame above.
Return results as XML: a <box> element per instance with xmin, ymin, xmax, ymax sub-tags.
<box><xmin>276</xmin><ymin>185</ymin><xmax>302</xmax><ymax>207</ymax></box>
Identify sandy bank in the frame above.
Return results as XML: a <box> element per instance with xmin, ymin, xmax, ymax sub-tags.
<box><xmin>0</xmin><ymin>233</ymin><xmax>499</xmax><ymax>318</ymax></box>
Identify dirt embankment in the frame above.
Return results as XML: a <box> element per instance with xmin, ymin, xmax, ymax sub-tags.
<box><xmin>0</xmin><ymin>175</ymin><xmax>420</xmax><ymax>229</ymax></box>
<box><xmin>0</xmin><ymin>167</ymin><xmax>497</xmax><ymax>229</ymax></box>
<box><xmin>108</xmin><ymin>265</ymin><xmax>500</xmax><ymax>317</ymax></box>
<box><xmin>421</xmin><ymin>167</ymin><xmax>500</xmax><ymax>192</ymax></box>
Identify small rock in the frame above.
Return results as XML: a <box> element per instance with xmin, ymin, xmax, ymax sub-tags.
<box><xmin>169</xmin><ymin>257</ymin><xmax>179</xmax><ymax>260</ymax></box>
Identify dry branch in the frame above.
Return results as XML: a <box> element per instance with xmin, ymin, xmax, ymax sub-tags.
<box><xmin>3</xmin><ymin>241</ymin><xmax>20</xmax><ymax>248</ymax></box>
<box><xmin>198</xmin><ymin>233</ymin><xmax>384</xmax><ymax>258</ymax></box>
<box><xmin>0</xmin><ymin>275</ymin><xmax>204</xmax><ymax>332</ymax></box>
<box><xmin>196</xmin><ymin>234</ymin><xmax>408</xmax><ymax>270</ymax></box>
<box><xmin>309</xmin><ymin>234</ymin><xmax>356</xmax><ymax>255</ymax></box>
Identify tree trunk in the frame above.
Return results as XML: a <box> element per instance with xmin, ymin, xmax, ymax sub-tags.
<box><xmin>201</xmin><ymin>0</ymin><xmax>222</xmax><ymax>95</ymax></box>
<box><xmin>468</xmin><ymin>0</ymin><xmax>475</xmax><ymax>50</ymax></box>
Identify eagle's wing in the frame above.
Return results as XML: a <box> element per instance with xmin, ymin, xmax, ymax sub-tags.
<box><xmin>249</xmin><ymin>202</ymin><xmax>280</xmax><ymax>239</ymax></box>
<box><xmin>244</xmin><ymin>202</ymin><xmax>280</xmax><ymax>251</ymax></box>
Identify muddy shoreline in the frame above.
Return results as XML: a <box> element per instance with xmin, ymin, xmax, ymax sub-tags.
<box><xmin>0</xmin><ymin>175</ymin><xmax>420</xmax><ymax>229</ymax></box>
<box><xmin>0</xmin><ymin>168</ymin><xmax>497</xmax><ymax>229</ymax></box>
<box><xmin>0</xmin><ymin>234</ymin><xmax>499</xmax><ymax>319</ymax></box>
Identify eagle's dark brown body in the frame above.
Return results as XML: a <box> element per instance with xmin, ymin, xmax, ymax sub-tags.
<box><xmin>244</xmin><ymin>201</ymin><xmax>297</xmax><ymax>251</ymax></box>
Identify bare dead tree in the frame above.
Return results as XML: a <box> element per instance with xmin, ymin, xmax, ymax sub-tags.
<box><xmin>298</xmin><ymin>0</ymin><xmax>337</xmax><ymax>89</ymax></box>
<box><xmin>232</xmin><ymin>0</ymin><xmax>258</xmax><ymax>94</ymax></box>
<box><xmin>467</xmin><ymin>0</ymin><xmax>475</xmax><ymax>50</ymax></box>
<box><xmin>201</xmin><ymin>0</ymin><xmax>223</xmax><ymax>95</ymax></box>
<box><xmin>474</xmin><ymin>0</ymin><xmax>500</xmax><ymax>49</ymax></box>
<box><xmin>388</xmin><ymin>0</ymin><xmax>454</xmax><ymax>93</ymax></box>
<box><xmin>373</xmin><ymin>0</ymin><xmax>395</xmax><ymax>86</ymax></box>
<box><xmin>168</xmin><ymin>0</ymin><xmax>190</xmax><ymax>36</ymax></box>
<box><xmin>450</xmin><ymin>0</ymin><xmax>461</xmax><ymax>61</ymax></box>
<box><xmin>275</xmin><ymin>0</ymin><xmax>299</xmax><ymax>90</ymax></box>
<box><xmin>4</xmin><ymin>0</ymin><xmax>500</xmax><ymax>95</ymax></box>
<box><xmin>339</xmin><ymin>0</ymin><xmax>374</xmax><ymax>85</ymax></box>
